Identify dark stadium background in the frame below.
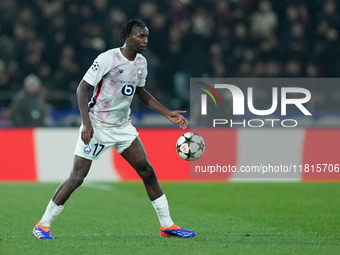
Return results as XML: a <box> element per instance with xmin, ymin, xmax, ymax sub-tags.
<box><xmin>0</xmin><ymin>0</ymin><xmax>339</xmax><ymax>127</ymax></box>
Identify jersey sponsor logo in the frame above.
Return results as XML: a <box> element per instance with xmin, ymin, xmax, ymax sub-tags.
<box><xmin>122</xmin><ymin>84</ymin><xmax>134</xmax><ymax>96</ymax></box>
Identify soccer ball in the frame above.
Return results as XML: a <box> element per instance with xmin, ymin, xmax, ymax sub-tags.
<box><xmin>176</xmin><ymin>132</ymin><xmax>205</xmax><ymax>161</ymax></box>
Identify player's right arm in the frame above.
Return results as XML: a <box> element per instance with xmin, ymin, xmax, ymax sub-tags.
<box><xmin>78</xmin><ymin>51</ymin><xmax>111</xmax><ymax>144</ymax></box>
<box><xmin>76</xmin><ymin>80</ymin><xmax>93</xmax><ymax>145</ymax></box>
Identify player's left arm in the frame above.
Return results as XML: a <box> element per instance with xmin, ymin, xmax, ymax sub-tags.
<box><xmin>136</xmin><ymin>86</ymin><xmax>188</xmax><ymax>129</ymax></box>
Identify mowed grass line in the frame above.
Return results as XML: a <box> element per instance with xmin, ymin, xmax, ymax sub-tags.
<box><xmin>0</xmin><ymin>182</ymin><xmax>339</xmax><ymax>255</ymax></box>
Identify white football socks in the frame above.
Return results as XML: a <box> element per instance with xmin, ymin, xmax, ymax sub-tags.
<box><xmin>39</xmin><ymin>196</ymin><xmax>173</xmax><ymax>228</ymax></box>
<box><xmin>151</xmin><ymin>194</ymin><xmax>174</xmax><ymax>228</ymax></box>
<box><xmin>39</xmin><ymin>200</ymin><xmax>64</xmax><ymax>227</ymax></box>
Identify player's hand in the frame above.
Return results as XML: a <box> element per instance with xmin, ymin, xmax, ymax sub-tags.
<box><xmin>167</xmin><ymin>110</ymin><xmax>188</xmax><ymax>129</ymax></box>
<box><xmin>81</xmin><ymin>122</ymin><xmax>94</xmax><ymax>145</ymax></box>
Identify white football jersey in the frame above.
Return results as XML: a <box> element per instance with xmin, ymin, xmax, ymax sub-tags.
<box><xmin>83</xmin><ymin>48</ymin><xmax>147</xmax><ymax>128</ymax></box>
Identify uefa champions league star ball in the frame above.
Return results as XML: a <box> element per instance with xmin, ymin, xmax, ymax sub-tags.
<box><xmin>176</xmin><ymin>132</ymin><xmax>205</xmax><ymax>161</ymax></box>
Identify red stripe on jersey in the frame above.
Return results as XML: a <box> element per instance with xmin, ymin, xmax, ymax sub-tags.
<box><xmin>88</xmin><ymin>78</ymin><xmax>103</xmax><ymax>110</ymax></box>
<box><xmin>94</xmin><ymin>78</ymin><xmax>103</xmax><ymax>101</ymax></box>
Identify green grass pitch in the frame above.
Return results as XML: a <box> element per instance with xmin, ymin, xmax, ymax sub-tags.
<box><xmin>0</xmin><ymin>182</ymin><xmax>339</xmax><ymax>255</ymax></box>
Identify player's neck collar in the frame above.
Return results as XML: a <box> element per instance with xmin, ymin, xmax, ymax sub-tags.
<box><xmin>119</xmin><ymin>47</ymin><xmax>136</xmax><ymax>62</ymax></box>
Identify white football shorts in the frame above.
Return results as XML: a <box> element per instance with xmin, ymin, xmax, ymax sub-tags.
<box><xmin>74</xmin><ymin>123</ymin><xmax>139</xmax><ymax>160</ymax></box>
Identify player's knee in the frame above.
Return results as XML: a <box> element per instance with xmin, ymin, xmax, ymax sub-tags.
<box><xmin>137</xmin><ymin>162</ymin><xmax>156</xmax><ymax>183</ymax></box>
<box><xmin>68</xmin><ymin>167</ymin><xmax>88</xmax><ymax>189</ymax></box>
<box><xmin>68</xmin><ymin>176</ymin><xmax>84</xmax><ymax>190</ymax></box>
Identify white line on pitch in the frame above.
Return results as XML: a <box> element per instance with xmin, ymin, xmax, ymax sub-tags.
<box><xmin>82</xmin><ymin>182</ymin><xmax>112</xmax><ymax>191</ymax></box>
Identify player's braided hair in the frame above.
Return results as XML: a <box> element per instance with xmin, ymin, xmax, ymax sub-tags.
<box><xmin>119</xmin><ymin>19</ymin><xmax>146</xmax><ymax>42</ymax></box>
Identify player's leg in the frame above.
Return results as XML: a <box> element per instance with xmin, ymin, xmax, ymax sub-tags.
<box><xmin>121</xmin><ymin>137</ymin><xmax>162</xmax><ymax>200</ymax></box>
<box><xmin>33</xmin><ymin>155</ymin><xmax>92</xmax><ymax>239</ymax></box>
<box><xmin>121</xmin><ymin>137</ymin><xmax>196</xmax><ymax>238</ymax></box>
<box><xmin>52</xmin><ymin>155</ymin><xmax>92</xmax><ymax>205</ymax></box>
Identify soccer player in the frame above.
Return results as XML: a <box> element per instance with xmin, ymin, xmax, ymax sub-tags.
<box><xmin>33</xmin><ymin>19</ymin><xmax>196</xmax><ymax>239</ymax></box>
